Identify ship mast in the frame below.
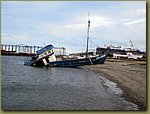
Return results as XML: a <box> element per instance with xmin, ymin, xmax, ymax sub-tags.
<box><xmin>86</xmin><ymin>12</ymin><xmax>90</xmax><ymax>57</ymax></box>
<box><xmin>130</xmin><ymin>40</ymin><xmax>134</xmax><ymax>50</ymax></box>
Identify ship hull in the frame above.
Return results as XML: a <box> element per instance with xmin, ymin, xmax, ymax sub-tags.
<box><xmin>24</xmin><ymin>48</ymin><xmax>109</xmax><ymax>67</ymax></box>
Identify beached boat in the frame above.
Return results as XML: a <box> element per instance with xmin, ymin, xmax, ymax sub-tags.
<box><xmin>24</xmin><ymin>13</ymin><xmax>110</xmax><ymax>67</ymax></box>
<box><xmin>24</xmin><ymin>44</ymin><xmax>109</xmax><ymax>67</ymax></box>
<box><xmin>113</xmin><ymin>52</ymin><xmax>143</xmax><ymax>60</ymax></box>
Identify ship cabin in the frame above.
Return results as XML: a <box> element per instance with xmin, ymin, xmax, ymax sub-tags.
<box><xmin>36</xmin><ymin>45</ymin><xmax>56</xmax><ymax>65</ymax></box>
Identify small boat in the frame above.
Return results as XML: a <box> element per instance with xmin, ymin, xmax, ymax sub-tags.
<box><xmin>24</xmin><ymin>13</ymin><xmax>110</xmax><ymax>67</ymax></box>
<box><xmin>113</xmin><ymin>52</ymin><xmax>143</xmax><ymax>60</ymax></box>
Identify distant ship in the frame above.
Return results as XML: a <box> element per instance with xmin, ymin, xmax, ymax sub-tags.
<box><xmin>96</xmin><ymin>40</ymin><xmax>145</xmax><ymax>59</ymax></box>
<box><xmin>96</xmin><ymin>45</ymin><xmax>126</xmax><ymax>56</ymax></box>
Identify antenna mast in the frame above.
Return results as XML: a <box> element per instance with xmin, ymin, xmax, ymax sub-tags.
<box><xmin>86</xmin><ymin>12</ymin><xmax>90</xmax><ymax>57</ymax></box>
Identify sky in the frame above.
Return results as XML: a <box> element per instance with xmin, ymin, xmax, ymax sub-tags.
<box><xmin>1</xmin><ymin>1</ymin><xmax>146</xmax><ymax>54</ymax></box>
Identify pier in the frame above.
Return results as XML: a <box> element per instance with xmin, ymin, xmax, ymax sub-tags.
<box><xmin>1</xmin><ymin>44</ymin><xmax>66</xmax><ymax>56</ymax></box>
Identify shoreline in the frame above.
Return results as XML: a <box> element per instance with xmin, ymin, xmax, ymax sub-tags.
<box><xmin>85</xmin><ymin>59</ymin><xmax>146</xmax><ymax>110</ymax></box>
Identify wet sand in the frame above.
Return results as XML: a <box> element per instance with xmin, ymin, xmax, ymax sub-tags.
<box><xmin>85</xmin><ymin>59</ymin><xmax>146</xmax><ymax>110</ymax></box>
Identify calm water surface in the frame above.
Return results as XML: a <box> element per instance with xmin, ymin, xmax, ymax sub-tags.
<box><xmin>1</xmin><ymin>56</ymin><xmax>138</xmax><ymax>110</ymax></box>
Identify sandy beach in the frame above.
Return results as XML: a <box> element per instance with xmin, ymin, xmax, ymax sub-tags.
<box><xmin>86</xmin><ymin>59</ymin><xmax>146</xmax><ymax>110</ymax></box>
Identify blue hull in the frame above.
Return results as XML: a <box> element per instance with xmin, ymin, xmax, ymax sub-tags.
<box><xmin>47</xmin><ymin>54</ymin><xmax>108</xmax><ymax>67</ymax></box>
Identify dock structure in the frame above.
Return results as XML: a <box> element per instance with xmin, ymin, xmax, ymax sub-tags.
<box><xmin>1</xmin><ymin>44</ymin><xmax>66</xmax><ymax>56</ymax></box>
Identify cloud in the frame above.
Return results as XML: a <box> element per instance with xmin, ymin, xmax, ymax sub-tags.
<box><xmin>135</xmin><ymin>9</ymin><xmax>146</xmax><ymax>15</ymax></box>
<box><xmin>124</xmin><ymin>18</ymin><xmax>146</xmax><ymax>26</ymax></box>
<box><xmin>120</xmin><ymin>19</ymin><xmax>131</xmax><ymax>22</ymax></box>
<box><xmin>1</xmin><ymin>1</ymin><xmax>146</xmax><ymax>52</ymax></box>
<box><xmin>1</xmin><ymin>32</ymin><xmax>30</xmax><ymax>44</ymax></box>
<box><xmin>124</xmin><ymin>9</ymin><xmax>146</xmax><ymax>17</ymax></box>
<box><xmin>64</xmin><ymin>15</ymin><xmax>112</xmax><ymax>30</ymax></box>
<box><xmin>65</xmin><ymin>23</ymin><xmax>86</xmax><ymax>30</ymax></box>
